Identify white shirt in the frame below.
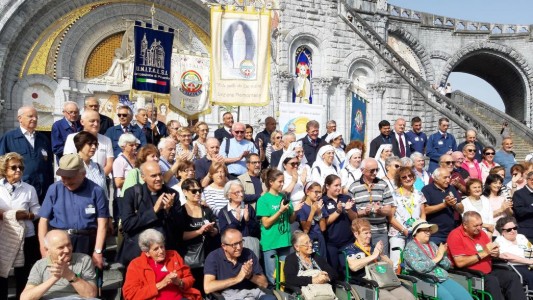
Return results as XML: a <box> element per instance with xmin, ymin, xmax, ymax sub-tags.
<box><xmin>495</xmin><ymin>234</ymin><xmax>531</xmax><ymax>261</ymax></box>
<box><xmin>461</xmin><ymin>196</ymin><xmax>495</xmax><ymax>227</ymax></box>
<box><xmin>20</xmin><ymin>126</ymin><xmax>35</xmax><ymax>148</ymax></box>
<box><xmin>0</xmin><ymin>180</ymin><xmax>40</xmax><ymax>237</ymax></box>
<box><xmin>395</xmin><ymin>132</ymin><xmax>407</xmax><ymax>154</ymax></box>
<box><xmin>63</xmin><ymin>133</ymin><xmax>114</xmax><ymax>168</ymax></box>
<box><xmin>283</xmin><ymin>171</ymin><xmax>304</xmax><ymax>203</ymax></box>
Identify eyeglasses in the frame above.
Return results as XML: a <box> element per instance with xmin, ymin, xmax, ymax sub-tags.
<box><xmin>234</xmin><ymin>130</ymin><xmax>245</xmax><ymax>134</ymax></box>
<box><xmin>484</xmin><ymin>152</ymin><xmax>495</xmax><ymax>155</ymax></box>
<box><xmin>117</xmin><ymin>114</ymin><xmax>128</xmax><ymax>118</ymax></box>
<box><xmin>181</xmin><ymin>135</ymin><xmax>192</xmax><ymax>138</ymax></box>
<box><xmin>367</xmin><ymin>168</ymin><xmax>379</xmax><ymax>173</ymax></box>
<box><xmin>290</xmin><ymin>162</ymin><xmax>300</xmax><ymax>167</ymax></box>
<box><xmin>401</xmin><ymin>174</ymin><xmax>414</xmax><ymax>180</ymax></box>
<box><xmin>501</xmin><ymin>226</ymin><xmax>518</xmax><ymax>233</ymax></box>
<box><xmin>512</xmin><ymin>173</ymin><xmax>519</xmax><ymax>176</ymax></box>
<box><xmin>224</xmin><ymin>240</ymin><xmax>243</xmax><ymax>249</ymax></box>
<box><xmin>443</xmin><ymin>161</ymin><xmax>456</xmax><ymax>165</ymax></box>
<box><xmin>248</xmin><ymin>161</ymin><xmax>261</xmax><ymax>165</ymax></box>
<box><xmin>275</xmin><ymin>136</ymin><xmax>282</xmax><ymax>139</ymax></box>
<box><xmin>9</xmin><ymin>165</ymin><xmax>24</xmax><ymax>171</ymax></box>
<box><xmin>64</xmin><ymin>110</ymin><xmax>79</xmax><ymax>115</ymax></box>
<box><xmin>466</xmin><ymin>149</ymin><xmax>476</xmax><ymax>153</ymax></box>
<box><xmin>187</xmin><ymin>189</ymin><xmax>202</xmax><ymax>194</ymax></box>
<box><xmin>298</xmin><ymin>241</ymin><xmax>313</xmax><ymax>247</ymax></box>
<box><xmin>231</xmin><ymin>191</ymin><xmax>244</xmax><ymax>195</ymax></box>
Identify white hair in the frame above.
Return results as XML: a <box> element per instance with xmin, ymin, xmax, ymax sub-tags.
<box><xmin>138</xmin><ymin>229</ymin><xmax>165</xmax><ymax>252</ymax></box>
<box><xmin>157</xmin><ymin>137</ymin><xmax>175</xmax><ymax>150</ymax></box>
<box><xmin>118</xmin><ymin>133</ymin><xmax>138</xmax><ymax>147</ymax></box>
<box><xmin>62</xmin><ymin>101</ymin><xmax>79</xmax><ymax>110</ymax></box>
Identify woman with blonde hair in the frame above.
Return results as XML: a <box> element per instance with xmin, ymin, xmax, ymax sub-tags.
<box><xmin>193</xmin><ymin>121</ymin><xmax>209</xmax><ymax>158</ymax></box>
<box><xmin>176</xmin><ymin>127</ymin><xmax>198</xmax><ymax>162</ymax></box>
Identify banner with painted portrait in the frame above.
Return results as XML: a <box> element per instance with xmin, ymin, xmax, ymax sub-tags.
<box><xmin>170</xmin><ymin>51</ymin><xmax>210</xmax><ymax>117</ymax></box>
<box><xmin>131</xmin><ymin>22</ymin><xmax>174</xmax><ymax>96</ymax></box>
<box><xmin>350</xmin><ymin>92</ymin><xmax>367</xmax><ymax>142</ymax></box>
<box><xmin>279</xmin><ymin>102</ymin><xmax>324</xmax><ymax>139</ymax></box>
<box><xmin>210</xmin><ymin>5</ymin><xmax>271</xmax><ymax>106</ymax></box>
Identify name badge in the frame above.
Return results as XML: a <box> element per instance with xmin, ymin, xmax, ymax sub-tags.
<box><xmin>475</xmin><ymin>244</ymin><xmax>483</xmax><ymax>253</ymax></box>
<box><xmin>438</xmin><ymin>141</ymin><xmax>443</xmax><ymax>145</ymax></box>
<box><xmin>41</xmin><ymin>149</ymin><xmax>48</xmax><ymax>157</ymax></box>
<box><xmin>85</xmin><ymin>207</ymin><xmax>96</xmax><ymax>214</ymax></box>
<box><xmin>414</xmin><ymin>137</ymin><xmax>419</xmax><ymax>142</ymax></box>
<box><xmin>327</xmin><ymin>203</ymin><xmax>335</xmax><ymax>210</ymax></box>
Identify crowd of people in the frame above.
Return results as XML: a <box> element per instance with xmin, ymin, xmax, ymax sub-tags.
<box><xmin>1</xmin><ymin>96</ymin><xmax>533</xmax><ymax>300</ymax></box>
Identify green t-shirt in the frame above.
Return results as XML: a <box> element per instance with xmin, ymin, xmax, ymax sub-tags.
<box><xmin>121</xmin><ymin>168</ymin><xmax>145</xmax><ymax>196</ymax></box>
<box><xmin>256</xmin><ymin>192</ymin><xmax>293</xmax><ymax>251</ymax></box>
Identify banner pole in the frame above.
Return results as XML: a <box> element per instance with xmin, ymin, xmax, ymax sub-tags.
<box><xmin>151</xmin><ymin>3</ymin><xmax>155</xmax><ymax>27</ymax></box>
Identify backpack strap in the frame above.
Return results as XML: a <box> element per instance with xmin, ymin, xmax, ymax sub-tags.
<box><xmin>225</xmin><ymin>138</ymin><xmax>232</xmax><ymax>157</ymax></box>
<box><xmin>133</xmin><ymin>184</ymin><xmax>142</xmax><ymax>213</ymax></box>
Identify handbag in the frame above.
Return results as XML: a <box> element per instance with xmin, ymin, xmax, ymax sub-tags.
<box><xmin>183</xmin><ymin>235</ymin><xmax>205</xmax><ymax>268</ymax></box>
<box><xmin>298</xmin><ymin>266</ymin><xmax>337</xmax><ymax>300</ymax></box>
<box><xmin>364</xmin><ymin>261</ymin><xmax>401</xmax><ymax>290</ymax></box>
<box><xmin>221</xmin><ymin>208</ymin><xmax>261</xmax><ymax>258</ymax></box>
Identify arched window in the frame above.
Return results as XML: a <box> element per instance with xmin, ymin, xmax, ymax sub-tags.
<box><xmin>293</xmin><ymin>46</ymin><xmax>313</xmax><ymax>103</ymax></box>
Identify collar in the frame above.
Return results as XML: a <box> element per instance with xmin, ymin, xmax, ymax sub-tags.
<box><xmin>526</xmin><ymin>185</ymin><xmax>533</xmax><ymax>193</ymax></box>
<box><xmin>438</xmin><ymin>130</ymin><xmax>447</xmax><ymax>136</ymax></box>
<box><xmin>307</xmin><ymin>135</ymin><xmax>317</xmax><ymax>144</ymax></box>
<box><xmin>359</xmin><ymin>176</ymin><xmax>379</xmax><ymax>185</ymax></box>
<box><xmin>380</xmin><ymin>134</ymin><xmax>390</xmax><ymax>139</ymax></box>
<box><xmin>432</xmin><ymin>182</ymin><xmax>447</xmax><ymax>193</ymax></box>
<box><xmin>20</xmin><ymin>126</ymin><xmax>34</xmax><ymax>136</ymax></box>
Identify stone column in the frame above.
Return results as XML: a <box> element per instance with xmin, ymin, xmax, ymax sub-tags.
<box><xmin>366</xmin><ymin>84</ymin><xmax>386</xmax><ymax>152</ymax></box>
<box><xmin>337</xmin><ymin>79</ymin><xmax>352</xmax><ymax>140</ymax></box>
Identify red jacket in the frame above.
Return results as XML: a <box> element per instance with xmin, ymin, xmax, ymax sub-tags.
<box><xmin>123</xmin><ymin>250</ymin><xmax>201</xmax><ymax>300</ymax></box>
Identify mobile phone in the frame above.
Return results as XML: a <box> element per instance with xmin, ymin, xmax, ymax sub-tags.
<box><xmin>282</xmin><ymin>198</ymin><xmax>290</xmax><ymax>206</ymax></box>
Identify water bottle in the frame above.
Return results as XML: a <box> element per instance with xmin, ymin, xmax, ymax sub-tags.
<box><xmin>312</xmin><ymin>239</ymin><xmax>320</xmax><ymax>255</ymax></box>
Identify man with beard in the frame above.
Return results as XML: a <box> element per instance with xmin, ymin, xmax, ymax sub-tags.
<box><xmin>447</xmin><ymin>211</ymin><xmax>526</xmax><ymax>300</ymax></box>
<box><xmin>238</xmin><ymin>154</ymin><xmax>265</xmax><ymax>206</ymax></box>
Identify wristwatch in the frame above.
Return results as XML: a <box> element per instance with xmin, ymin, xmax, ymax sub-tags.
<box><xmin>94</xmin><ymin>248</ymin><xmax>103</xmax><ymax>254</ymax></box>
<box><xmin>68</xmin><ymin>273</ymin><xmax>79</xmax><ymax>283</ymax></box>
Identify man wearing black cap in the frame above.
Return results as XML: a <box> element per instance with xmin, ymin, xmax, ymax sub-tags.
<box><xmin>38</xmin><ymin>154</ymin><xmax>109</xmax><ymax>270</ymax></box>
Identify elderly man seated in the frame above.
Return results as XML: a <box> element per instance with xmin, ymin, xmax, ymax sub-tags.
<box><xmin>20</xmin><ymin>230</ymin><xmax>97</xmax><ymax>300</ymax></box>
<box><xmin>204</xmin><ymin>228</ymin><xmax>275</xmax><ymax>300</ymax></box>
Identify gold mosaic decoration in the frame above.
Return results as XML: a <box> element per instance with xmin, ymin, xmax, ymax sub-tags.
<box><xmin>84</xmin><ymin>32</ymin><xmax>125</xmax><ymax>78</ymax></box>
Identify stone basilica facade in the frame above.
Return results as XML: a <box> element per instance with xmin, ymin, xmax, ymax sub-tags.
<box><xmin>1</xmin><ymin>0</ymin><xmax>533</xmax><ymax>154</ymax></box>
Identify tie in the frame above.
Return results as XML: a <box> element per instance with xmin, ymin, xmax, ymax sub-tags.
<box><xmin>442</xmin><ymin>134</ymin><xmax>446</xmax><ymax>139</ymax></box>
<box><xmin>124</xmin><ymin>126</ymin><xmax>129</xmax><ymax>133</ymax></box>
<box><xmin>71</xmin><ymin>122</ymin><xmax>77</xmax><ymax>132</ymax></box>
<box><xmin>399</xmin><ymin>134</ymin><xmax>406</xmax><ymax>157</ymax></box>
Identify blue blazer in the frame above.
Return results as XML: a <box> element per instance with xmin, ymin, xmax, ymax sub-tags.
<box><xmin>51</xmin><ymin>118</ymin><xmax>82</xmax><ymax>159</ymax></box>
<box><xmin>214</xmin><ymin>127</ymin><xmax>232</xmax><ymax>143</ymax></box>
<box><xmin>0</xmin><ymin>128</ymin><xmax>54</xmax><ymax>201</ymax></box>
<box><xmin>105</xmin><ymin>124</ymin><xmax>147</xmax><ymax>157</ymax></box>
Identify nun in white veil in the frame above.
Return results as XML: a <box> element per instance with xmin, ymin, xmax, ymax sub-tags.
<box><xmin>310</xmin><ymin>145</ymin><xmax>338</xmax><ymax>185</ymax></box>
<box><xmin>279</xmin><ymin>141</ymin><xmax>310</xmax><ymax>177</ymax></box>
<box><xmin>279</xmin><ymin>151</ymin><xmax>305</xmax><ymax>204</ymax></box>
<box><xmin>340</xmin><ymin>148</ymin><xmax>363</xmax><ymax>194</ymax></box>
<box><xmin>375</xmin><ymin>143</ymin><xmax>393</xmax><ymax>179</ymax></box>
<box><xmin>325</xmin><ymin>131</ymin><xmax>346</xmax><ymax>167</ymax></box>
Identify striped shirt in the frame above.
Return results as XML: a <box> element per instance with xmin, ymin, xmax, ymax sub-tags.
<box><xmin>203</xmin><ymin>186</ymin><xmax>227</xmax><ymax>216</ymax></box>
<box><xmin>348</xmin><ymin>177</ymin><xmax>394</xmax><ymax>234</ymax></box>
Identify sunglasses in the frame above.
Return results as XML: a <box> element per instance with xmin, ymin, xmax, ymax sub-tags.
<box><xmin>484</xmin><ymin>152</ymin><xmax>495</xmax><ymax>155</ymax></box>
<box><xmin>9</xmin><ymin>165</ymin><xmax>24</xmax><ymax>171</ymax></box>
<box><xmin>443</xmin><ymin>161</ymin><xmax>456</xmax><ymax>165</ymax></box>
<box><xmin>117</xmin><ymin>114</ymin><xmax>128</xmax><ymax>118</ymax></box>
<box><xmin>234</xmin><ymin>130</ymin><xmax>245</xmax><ymax>134</ymax></box>
<box><xmin>401</xmin><ymin>174</ymin><xmax>414</xmax><ymax>180</ymax></box>
<box><xmin>466</xmin><ymin>149</ymin><xmax>476</xmax><ymax>153</ymax></box>
<box><xmin>501</xmin><ymin>226</ymin><xmax>518</xmax><ymax>233</ymax></box>
<box><xmin>290</xmin><ymin>162</ymin><xmax>300</xmax><ymax>167</ymax></box>
<box><xmin>367</xmin><ymin>168</ymin><xmax>379</xmax><ymax>173</ymax></box>
<box><xmin>88</xmin><ymin>142</ymin><xmax>99</xmax><ymax>147</ymax></box>
<box><xmin>188</xmin><ymin>189</ymin><xmax>202</xmax><ymax>194</ymax></box>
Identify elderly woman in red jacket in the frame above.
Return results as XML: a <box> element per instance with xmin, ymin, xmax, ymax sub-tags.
<box><xmin>123</xmin><ymin>229</ymin><xmax>201</xmax><ymax>300</ymax></box>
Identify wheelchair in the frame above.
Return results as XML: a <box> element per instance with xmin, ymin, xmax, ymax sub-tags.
<box><xmin>339</xmin><ymin>250</ymin><xmax>419</xmax><ymax>300</ymax></box>
<box><xmin>492</xmin><ymin>260</ymin><xmax>533</xmax><ymax>300</ymax></box>
<box><xmin>270</xmin><ymin>253</ymin><xmax>352</xmax><ymax>300</ymax></box>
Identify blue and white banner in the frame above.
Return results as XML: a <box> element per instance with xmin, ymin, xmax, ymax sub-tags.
<box><xmin>132</xmin><ymin>22</ymin><xmax>174</xmax><ymax>96</ymax></box>
<box><xmin>350</xmin><ymin>92</ymin><xmax>367</xmax><ymax>142</ymax></box>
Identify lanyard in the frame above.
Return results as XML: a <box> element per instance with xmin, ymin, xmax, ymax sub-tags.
<box><xmin>355</xmin><ymin>241</ymin><xmax>376</xmax><ymax>262</ymax></box>
<box><xmin>414</xmin><ymin>239</ymin><xmax>435</xmax><ymax>259</ymax></box>
<box><xmin>399</xmin><ymin>187</ymin><xmax>415</xmax><ymax>218</ymax></box>
<box><xmin>364</xmin><ymin>182</ymin><xmax>374</xmax><ymax>204</ymax></box>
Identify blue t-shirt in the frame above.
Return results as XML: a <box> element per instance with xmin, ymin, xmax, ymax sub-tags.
<box><xmin>421</xmin><ymin>183</ymin><xmax>460</xmax><ymax>239</ymax></box>
<box><xmin>405</xmin><ymin>130</ymin><xmax>427</xmax><ymax>154</ymax></box>
<box><xmin>321</xmin><ymin>194</ymin><xmax>356</xmax><ymax>247</ymax></box>
<box><xmin>204</xmin><ymin>247</ymin><xmax>263</xmax><ymax>291</ymax></box>
<box><xmin>40</xmin><ymin>179</ymin><xmax>109</xmax><ymax>230</ymax></box>
<box><xmin>296</xmin><ymin>203</ymin><xmax>323</xmax><ymax>236</ymax></box>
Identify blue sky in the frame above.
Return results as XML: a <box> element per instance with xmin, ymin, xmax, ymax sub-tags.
<box><xmin>388</xmin><ymin>0</ymin><xmax>533</xmax><ymax>112</ymax></box>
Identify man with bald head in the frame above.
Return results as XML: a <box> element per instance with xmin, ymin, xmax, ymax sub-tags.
<box><xmin>119</xmin><ymin>161</ymin><xmax>181</xmax><ymax>266</ymax></box>
<box><xmin>195</xmin><ymin>137</ymin><xmax>224</xmax><ymax>187</ymax></box>
<box><xmin>457</xmin><ymin>129</ymin><xmax>483</xmax><ymax>162</ymax></box>
<box><xmin>21</xmin><ymin>230</ymin><xmax>97</xmax><ymax>300</ymax></box>
<box><xmin>0</xmin><ymin>106</ymin><xmax>53</xmax><ymax>203</ymax></box>
<box><xmin>84</xmin><ymin>96</ymin><xmax>113</xmax><ymax>134</ymax></box>
<box><xmin>63</xmin><ymin>110</ymin><xmax>114</xmax><ymax>175</ymax></box>
<box><xmin>221</xmin><ymin>122</ymin><xmax>258</xmax><ymax>179</ymax></box>
<box><xmin>51</xmin><ymin>101</ymin><xmax>82</xmax><ymax>162</ymax></box>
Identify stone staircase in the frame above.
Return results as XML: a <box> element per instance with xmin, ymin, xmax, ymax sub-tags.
<box><xmin>337</xmin><ymin>0</ymin><xmax>501</xmax><ymax>147</ymax></box>
<box><xmin>452</xmin><ymin>90</ymin><xmax>533</xmax><ymax>160</ymax></box>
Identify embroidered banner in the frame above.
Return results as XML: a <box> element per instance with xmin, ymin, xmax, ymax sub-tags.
<box><xmin>170</xmin><ymin>50</ymin><xmax>210</xmax><ymax>118</ymax></box>
<box><xmin>210</xmin><ymin>5</ymin><xmax>271</xmax><ymax>106</ymax></box>
<box><xmin>278</xmin><ymin>102</ymin><xmax>324</xmax><ymax>139</ymax></box>
<box><xmin>131</xmin><ymin>22</ymin><xmax>174</xmax><ymax>96</ymax></box>
<box><xmin>350</xmin><ymin>92</ymin><xmax>367</xmax><ymax>142</ymax></box>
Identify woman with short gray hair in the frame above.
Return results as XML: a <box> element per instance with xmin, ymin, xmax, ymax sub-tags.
<box><xmin>113</xmin><ymin>133</ymin><xmax>139</xmax><ymax>197</ymax></box>
<box><xmin>218</xmin><ymin>180</ymin><xmax>260</xmax><ymax>257</ymax></box>
<box><xmin>123</xmin><ymin>228</ymin><xmax>201</xmax><ymax>300</ymax></box>
<box><xmin>411</xmin><ymin>152</ymin><xmax>429</xmax><ymax>191</ymax></box>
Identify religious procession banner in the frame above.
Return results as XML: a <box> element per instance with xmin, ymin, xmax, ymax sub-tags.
<box><xmin>210</xmin><ymin>5</ymin><xmax>271</xmax><ymax>106</ymax></box>
<box><xmin>350</xmin><ymin>92</ymin><xmax>367</xmax><ymax>142</ymax></box>
<box><xmin>279</xmin><ymin>102</ymin><xmax>324</xmax><ymax>139</ymax></box>
<box><xmin>131</xmin><ymin>22</ymin><xmax>174</xmax><ymax>97</ymax></box>
<box><xmin>170</xmin><ymin>50</ymin><xmax>210</xmax><ymax>118</ymax></box>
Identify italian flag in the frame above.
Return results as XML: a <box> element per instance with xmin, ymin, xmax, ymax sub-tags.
<box><xmin>136</xmin><ymin>78</ymin><xmax>167</xmax><ymax>86</ymax></box>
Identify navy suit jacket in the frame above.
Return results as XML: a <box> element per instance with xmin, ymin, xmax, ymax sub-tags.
<box><xmin>105</xmin><ymin>124</ymin><xmax>147</xmax><ymax>157</ymax></box>
<box><xmin>214</xmin><ymin>127</ymin><xmax>233</xmax><ymax>143</ymax></box>
<box><xmin>98</xmin><ymin>113</ymin><xmax>114</xmax><ymax>135</ymax></box>
<box><xmin>51</xmin><ymin>118</ymin><xmax>82</xmax><ymax>159</ymax></box>
<box><xmin>270</xmin><ymin>149</ymin><xmax>284</xmax><ymax>168</ymax></box>
<box><xmin>299</xmin><ymin>135</ymin><xmax>321</xmax><ymax>166</ymax></box>
<box><xmin>0</xmin><ymin>128</ymin><xmax>54</xmax><ymax>201</ymax></box>
<box><xmin>391</xmin><ymin>132</ymin><xmax>411</xmax><ymax>158</ymax></box>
